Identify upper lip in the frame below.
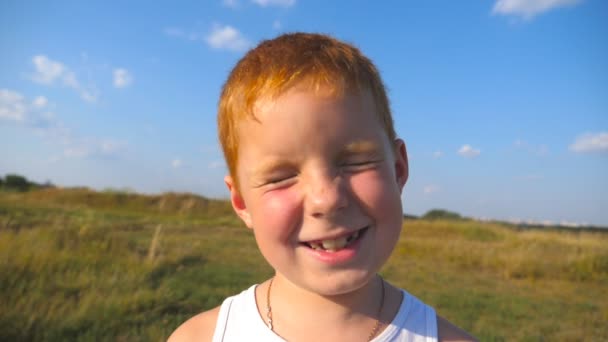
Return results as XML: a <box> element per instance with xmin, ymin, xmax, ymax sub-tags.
<box><xmin>300</xmin><ymin>225</ymin><xmax>368</xmax><ymax>243</ymax></box>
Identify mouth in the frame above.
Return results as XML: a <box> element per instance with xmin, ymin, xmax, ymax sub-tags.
<box><xmin>301</xmin><ymin>227</ymin><xmax>368</xmax><ymax>252</ymax></box>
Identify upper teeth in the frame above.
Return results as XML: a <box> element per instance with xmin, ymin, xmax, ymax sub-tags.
<box><xmin>309</xmin><ymin>230</ymin><xmax>361</xmax><ymax>252</ymax></box>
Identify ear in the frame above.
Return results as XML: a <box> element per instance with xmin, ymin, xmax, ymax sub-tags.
<box><xmin>224</xmin><ymin>175</ymin><xmax>253</xmax><ymax>229</ymax></box>
<box><xmin>393</xmin><ymin>139</ymin><xmax>409</xmax><ymax>193</ymax></box>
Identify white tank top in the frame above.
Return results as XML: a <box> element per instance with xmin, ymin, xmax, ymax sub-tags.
<box><xmin>212</xmin><ymin>285</ymin><xmax>437</xmax><ymax>342</ymax></box>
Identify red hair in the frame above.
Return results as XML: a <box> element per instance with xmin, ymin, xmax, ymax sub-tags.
<box><xmin>218</xmin><ymin>33</ymin><xmax>395</xmax><ymax>189</ymax></box>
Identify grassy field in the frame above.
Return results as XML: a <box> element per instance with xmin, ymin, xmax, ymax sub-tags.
<box><xmin>1</xmin><ymin>188</ymin><xmax>607</xmax><ymax>341</ymax></box>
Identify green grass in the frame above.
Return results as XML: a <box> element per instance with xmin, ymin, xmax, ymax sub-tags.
<box><xmin>0</xmin><ymin>189</ymin><xmax>606</xmax><ymax>341</ymax></box>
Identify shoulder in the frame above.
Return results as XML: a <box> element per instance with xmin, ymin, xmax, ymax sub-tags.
<box><xmin>167</xmin><ymin>306</ymin><xmax>221</xmax><ymax>342</ymax></box>
<box><xmin>437</xmin><ymin>315</ymin><xmax>478</xmax><ymax>342</ymax></box>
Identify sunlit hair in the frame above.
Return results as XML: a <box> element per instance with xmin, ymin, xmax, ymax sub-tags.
<box><xmin>218</xmin><ymin>32</ymin><xmax>395</xmax><ymax>189</ymax></box>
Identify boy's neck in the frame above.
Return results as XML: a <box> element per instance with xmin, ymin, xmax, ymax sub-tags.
<box><xmin>255</xmin><ymin>275</ymin><xmax>403</xmax><ymax>341</ymax></box>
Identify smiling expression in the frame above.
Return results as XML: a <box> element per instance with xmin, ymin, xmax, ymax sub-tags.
<box><xmin>226</xmin><ymin>85</ymin><xmax>409</xmax><ymax>296</ymax></box>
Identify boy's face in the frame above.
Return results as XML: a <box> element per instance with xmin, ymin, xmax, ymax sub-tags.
<box><xmin>225</xmin><ymin>85</ymin><xmax>408</xmax><ymax>296</ymax></box>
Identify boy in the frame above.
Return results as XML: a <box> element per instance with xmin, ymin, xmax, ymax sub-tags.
<box><xmin>169</xmin><ymin>33</ymin><xmax>476</xmax><ymax>342</ymax></box>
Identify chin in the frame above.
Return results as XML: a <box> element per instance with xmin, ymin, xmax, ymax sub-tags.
<box><xmin>301</xmin><ymin>269</ymin><xmax>377</xmax><ymax>297</ymax></box>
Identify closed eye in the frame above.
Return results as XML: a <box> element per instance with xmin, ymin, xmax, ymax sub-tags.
<box><xmin>342</xmin><ymin>159</ymin><xmax>382</xmax><ymax>171</ymax></box>
<box><xmin>267</xmin><ymin>176</ymin><xmax>293</xmax><ymax>184</ymax></box>
<box><xmin>345</xmin><ymin>161</ymin><xmax>374</xmax><ymax>166</ymax></box>
<box><xmin>262</xmin><ymin>174</ymin><xmax>297</xmax><ymax>188</ymax></box>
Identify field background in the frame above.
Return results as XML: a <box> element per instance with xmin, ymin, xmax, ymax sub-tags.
<box><xmin>1</xmin><ymin>187</ymin><xmax>607</xmax><ymax>341</ymax></box>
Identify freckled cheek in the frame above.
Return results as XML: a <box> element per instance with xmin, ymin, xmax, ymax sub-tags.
<box><xmin>253</xmin><ymin>189</ymin><xmax>302</xmax><ymax>240</ymax></box>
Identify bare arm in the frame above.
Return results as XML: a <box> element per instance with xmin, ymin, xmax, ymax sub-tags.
<box><xmin>437</xmin><ymin>315</ymin><xmax>478</xmax><ymax>342</ymax></box>
<box><xmin>167</xmin><ymin>306</ymin><xmax>221</xmax><ymax>342</ymax></box>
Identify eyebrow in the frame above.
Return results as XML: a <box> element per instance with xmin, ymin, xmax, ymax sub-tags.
<box><xmin>341</xmin><ymin>140</ymin><xmax>382</xmax><ymax>155</ymax></box>
<box><xmin>250</xmin><ymin>159</ymin><xmax>295</xmax><ymax>177</ymax></box>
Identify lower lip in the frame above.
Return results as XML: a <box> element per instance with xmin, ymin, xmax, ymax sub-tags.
<box><xmin>303</xmin><ymin>228</ymin><xmax>367</xmax><ymax>265</ymax></box>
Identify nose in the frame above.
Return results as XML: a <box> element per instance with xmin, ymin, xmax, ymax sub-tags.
<box><xmin>306</xmin><ymin>169</ymin><xmax>348</xmax><ymax>218</ymax></box>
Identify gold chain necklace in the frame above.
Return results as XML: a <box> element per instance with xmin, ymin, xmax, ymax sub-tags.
<box><xmin>265</xmin><ymin>277</ymin><xmax>385</xmax><ymax>341</ymax></box>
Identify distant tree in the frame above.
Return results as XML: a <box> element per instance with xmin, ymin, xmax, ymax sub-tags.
<box><xmin>41</xmin><ymin>180</ymin><xmax>55</xmax><ymax>188</ymax></box>
<box><xmin>0</xmin><ymin>177</ymin><xmax>4</xmax><ymax>188</ymax></box>
<box><xmin>4</xmin><ymin>174</ymin><xmax>30</xmax><ymax>192</ymax></box>
<box><xmin>422</xmin><ymin>209</ymin><xmax>462</xmax><ymax>221</ymax></box>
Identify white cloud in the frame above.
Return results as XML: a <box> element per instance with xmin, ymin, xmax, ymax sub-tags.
<box><xmin>172</xmin><ymin>158</ymin><xmax>183</xmax><ymax>168</ymax></box>
<box><xmin>32</xmin><ymin>96</ymin><xmax>48</xmax><ymax>109</ymax></box>
<box><xmin>492</xmin><ymin>0</ymin><xmax>582</xmax><ymax>19</ymax></box>
<box><xmin>252</xmin><ymin>0</ymin><xmax>295</xmax><ymax>7</ymax></box>
<box><xmin>458</xmin><ymin>144</ymin><xmax>481</xmax><ymax>158</ymax></box>
<box><xmin>569</xmin><ymin>132</ymin><xmax>608</xmax><ymax>153</ymax></box>
<box><xmin>61</xmin><ymin>138</ymin><xmax>126</xmax><ymax>159</ymax></box>
<box><xmin>29</xmin><ymin>55</ymin><xmax>98</xmax><ymax>103</ymax></box>
<box><xmin>432</xmin><ymin>150</ymin><xmax>443</xmax><ymax>159</ymax></box>
<box><xmin>205</xmin><ymin>24</ymin><xmax>251</xmax><ymax>52</ymax></box>
<box><xmin>33</xmin><ymin>120</ymin><xmax>126</xmax><ymax>160</ymax></box>
<box><xmin>0</xmin><ymin>89</ymin><xmax>27</xmax><ymax>122</ymax></box>
<box><xmin>31</xmin><ymin>55</ymin><xmax>65</xmax><ymax>84</ymax></box>
<box><xmin>113</xmin><ymin>68</ymin><xmax>133</xmax><ymax>88</ymax></box>
<box><xmin>166</xmin><ymin>24</ymin><xmax>250</xmax><ymax>51</ymax></box>
<box><xmin>0</xmin><ymin>90</ymin><xmax>54</xmax><ymax>125</ymax></box>
<box><xmin>223</xmin><ymin>0</ymin><xmax>240</xmax><ymax>8</ymax></box>
<box><xmin>0</xmin><ymin>89</ymin><xmax>125</xmax><ymax>160</ymax></box>
<box><xmin>423</xmin><ymin>184</ymin><xmax>440</xmax><ymax>195</ymax></box>
<box><xmin>62</xmin><ymin>71</ymin><xmax>79</xmax><ymax>88</ymax></box>
<box><xmin>79</xmin><ymin>90</ymin><xmax>98</xmax><ymax>103</ymax></box>
<box><xmin>273</xmin><ymin>20</ymin><xmax>282</xmax><ymax>30</ymax></box>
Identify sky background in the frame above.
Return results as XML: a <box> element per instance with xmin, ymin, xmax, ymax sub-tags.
<box><xmin>1</xmin><ymin>0</ymin><xmax>607</xmax><ymax>226</ymax></box>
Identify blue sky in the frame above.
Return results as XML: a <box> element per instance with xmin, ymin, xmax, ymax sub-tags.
<box><xmin>1</xmin><ymin>0</ymin><xmax>607</xmax><ymax>226</ymax></box>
